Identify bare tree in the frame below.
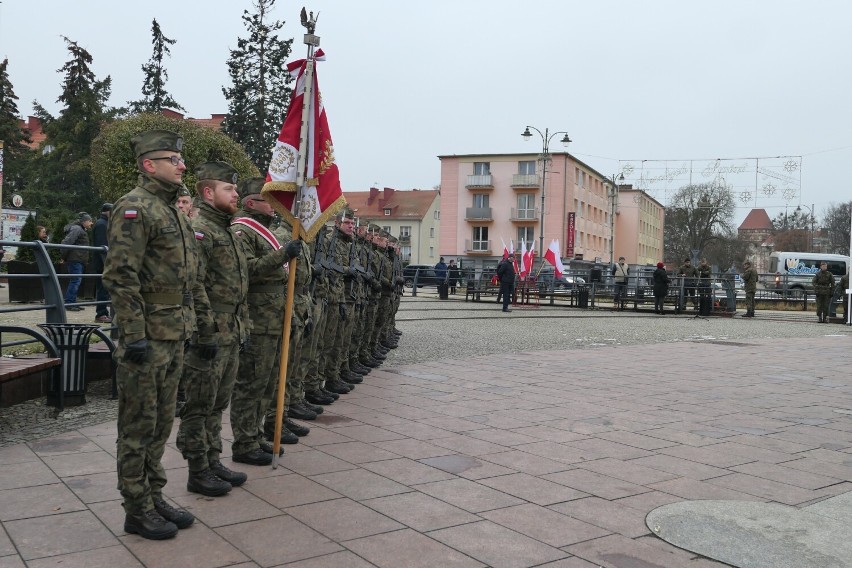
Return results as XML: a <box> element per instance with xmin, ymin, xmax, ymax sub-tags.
<box><xmin>822</xmin><ymin>201</ymin><xmax>851</xmax><ymax>255</ymax></box>
<box><xmin>664</xmin><ymin>182</ymin><xmax>736</xmax><ymax>263</ymax></box>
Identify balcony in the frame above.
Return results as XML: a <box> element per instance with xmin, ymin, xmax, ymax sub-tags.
<box><xmin>511</xmin><ymin>174</ymin><xmax>541</xmax><ymax>188</ymax></box>
<box><xmin>466</xmin><ymin>174</ymin><xmax>494</xmax><ymax>190</ymax></box>
<box><xmin>398</xmin><ymin>235</ymin><xmax>411</xmax><ymax>245</ymax></box>
<box><xmin>510</xmin><ymin>208</ymin><xmax>539</xmax><ymax>222</ymax></box>
<box><xmin>465</xmin><ymin>207</ymin><xmax>493</xmax><ymax>221</ymax></box>
<box><xmin>464</xmin><ymin>239</ymin><xmax>492</xmax><ymax>254</ymax></box>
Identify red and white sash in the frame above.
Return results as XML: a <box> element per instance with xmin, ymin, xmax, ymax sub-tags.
<box><xmin>232</xmin><ymin>217</ymin><xmax>289</xmax><ymax>269</ymax></box>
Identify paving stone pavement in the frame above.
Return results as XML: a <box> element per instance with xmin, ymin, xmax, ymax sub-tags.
<box><xmin>1</xmin><ymin>330</ymin><xmax>852</xmax><ymax>567</ymax></box>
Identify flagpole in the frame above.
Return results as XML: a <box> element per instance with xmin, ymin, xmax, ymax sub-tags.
<box><xmin>272</xmin><ymin>12</ymin><xmax>320</xmax><ymax>468</ymax></box>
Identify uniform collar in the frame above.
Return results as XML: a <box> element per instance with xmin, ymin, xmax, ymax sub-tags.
<box><xmin>198</xmin><ymin>201</ymin><xmax>233</xmax><ymax>226</ymax></box>
<box><xmin>137</xmin><ymin>173</ymin><xmax>183</xmax><ymax>200</ymax></box>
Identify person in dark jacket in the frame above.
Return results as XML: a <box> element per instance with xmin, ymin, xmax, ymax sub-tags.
<box><xmin>496</xmin><ymin>256</ymin><xmax>516</xmax><ymax>312</ymax></box>
<box><xmin>652</xmin><ymin>262</ymin><xmax>671</xmax><ymax>314</ymax></box>
<box><xmin>448</xmin><ymin>259</ymin><xmax>460</xmax><ymax>295</ymax></box>
<box><xmin>434</xmin><ymin>257</ymin><xmax>449</xmax><ymax>299</ymax></box>
<box><xmin>92</xmin><ymin>203</ymin><xmax>113</xmax><ymax>322</ymax></box>
<box><xmin>61</xmin><ymin>212</ymin><xmax>93</xmax><ymax>310</ymax></box>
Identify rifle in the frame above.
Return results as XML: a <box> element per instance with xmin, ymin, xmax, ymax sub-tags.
<box><xmin>324</xmin><ymin>227</ymin><xmax>347</xmax><ymax>276</ymax></box>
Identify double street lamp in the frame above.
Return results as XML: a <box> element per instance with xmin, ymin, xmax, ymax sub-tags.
<box><xmin>521</xmin><ymin>126</ymin><xmax>571</xmax><ymax>264</ymax></box>
<box><xmin>795</xmin><ymin>203</ymin><xmax>816</xmax><ymax>252</ymax></box>
<box><xmin>608</xmin><ymin>173</ymin><xmax>625</xmax><ymax>266</ymax></box>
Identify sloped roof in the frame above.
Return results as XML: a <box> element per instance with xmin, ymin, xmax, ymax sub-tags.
<box><xmin>343</xmin><ymin>188</ymin><xmax>439</xmax><ymax>221</ymax></box>
<box><xmin>738</xmin><ymin>208</ymin><xmax>773</xmax><ymax>231</ymax></box>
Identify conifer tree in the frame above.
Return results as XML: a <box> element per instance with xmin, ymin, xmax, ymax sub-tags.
<box><xmin>28</xmin><ymin>37</ymin><xmax>119</xmax><ymax>220</ymax></box>
<box><xmin>129</xmin><ymin>19</ymin><xmax>184</xmax><ymax>113</ymax></box>
<box><xmin>0</xmin><ymin>58</ymin><xmax>33</xmax><ymax>194</ymax></box>
<box><xmin>222</xmin><ymin>0</ymin><xmax>293</xmax><ymax>173</ymax></box>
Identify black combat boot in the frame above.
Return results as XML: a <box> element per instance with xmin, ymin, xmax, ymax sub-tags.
<box><xmin>320</xmin><ymin>387</ymin><xmax>340</xmax><ymax>400</ymax></box>
<box><xmin>360</xmin><ymin>357</ymin><xmax>380</xmax><ymax>368</ymax></box>
<box><xmin>210</xmin><ymin>460</ymin><xmax>248</xmax><ymax>487</ymax></box>
<box><xmin>124</xmin><ymin>509</ymin><xmax>178</xmax><ymax>540</ymax></box>
<box><xmin>258</xmin><ymin>440</ymin><xmax>286</xmax><ymax>455</ymax></box>
<box><xmin>302</xmin><ymin>400</ymin><xmax>324</xmax><ymax>414</ymax></box>
<box><xmin>306</xmin><ymin>390</ymin><xmax>335</xmax><ymax>405</ymax></box>
<box><xmin>326</xmin><ymin>379</ymin><xmax>352</xmax><ymax>394</ymax></box>
<box><xmin>187</xmin><ymin>468</ymin><xmax>232</xmax><ymax>497</ymax></box>
<box><xmin>284</xmin><ymin>418</ymin><xmax>310</xmax><ymax>437</ymax></box>
<box><xmin>288</xmin><ymin>401</ymin><xmax>318</xmax><ymax>420</ymax></box>
<box><xmin>342</xmin><ymin>372</ymin><xmax>363</xmax><ymax>385</ymax></box>
<box><xmin>232</xmin><ymin>448</ymin><xmax>273</xmax><ymax>466</ymax></box>
<box><xmin>153</xmin><ymin>498</ymin><xmax>195</xmax><ymax>529</ymax></box>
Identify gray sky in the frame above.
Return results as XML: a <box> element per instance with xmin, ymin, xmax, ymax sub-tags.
<box><xmin>1</xmin><ymin>0</ymin><xmax>850</xmax><ymax>225</ymax></box>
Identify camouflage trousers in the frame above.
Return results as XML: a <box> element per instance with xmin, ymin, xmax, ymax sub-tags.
<box><xmin>297</xmin><ymin>298</ymin><xmax>326</xmax><ymax>395</ymax></box>
<box><xmin>335</xmin><ymin>300</ymin><xmax>358</xmax><ymax>375</ymax></box>
<box><xmin>745</xmin><ymin>291</ymin><xmax>755</xmax><ymax>314</ymax></box>
<box><xmin>816</xmin><ymin>293</ymin><xmax>832</xmax><ymax>318</ymax></box>
<box><xmin>348</xmin><ymin>302</ymin><xmax>368</xmax><ymax>369</ymax></box>
<box><xmin>231</xmin><ymin>333</ymin><xmax>280</xmax><ymax>456</ymax></box>
<box><xmin>177</xmin><ymin>340</ymin><xmax>240</xmax><ymax>472</ymax></box>
<box><xmin>115</xmin><ymin>339</ymin><xmax>184</xmax><ymax>515</ymax></box>
<box><xmin>359</xmin><ymin>299</ymin><xmax>379</xmax><ymax>361</ymax></box>
<box><xmin>318</xmin><ymin>300</ymin><xmax>343</xmax><ymax>382</ymax></box>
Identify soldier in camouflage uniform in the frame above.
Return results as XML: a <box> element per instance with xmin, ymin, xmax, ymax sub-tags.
<box><xmin>813</xmin><ymin>262</ymin><xmax>835</xmax><ymax>323</ymax></box>
<box><xmin>678</xmin><ymin>258</ymin><xmax>699</xmax><ymax>310</ymax></box>
<box><xmin>334</xmin><ymin>213</ymin><xmax>364</xmax><ymax>386</ymax></box>
<box><xmin>174</xmin><ymin>185</ymin><xmax>193</xmax><ymax>417</ymax></box>
<box><xmin>175</xmin><ymin>162</ymin><xmax>248</xmax><ymax>497</ymax></box>
<box><xmin>103</xmin><ymin>130</ymin><xmax>197</xmax><ymax>540</ymax></box>
<box><xmin>229</xmin><ymin>179</ymin><xmax>302</xmax><ymax>465</ymax></box>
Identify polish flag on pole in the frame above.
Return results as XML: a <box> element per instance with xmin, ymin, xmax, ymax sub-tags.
<box><xmin>523</xmin><ymin>240</ymin><xmax>535</xmax><ymax>277</ymax></box>
<box><xmin>510</xmin><ymin>240</ymin><xmax>519</xmax><ymax>274</ymax></box>
<box><xmin>500</xmin><ymin>238</ymin><xmax>509</xmax><ymax>260</ymax></box>
<box><xmin>544</xmin><ymin>239</ymin><xmax>565</xmax><ymax>279</ymax></box>
<box><xmin>519</xmin><ymin>239</ymin><xmax>528</xmax><ymax>277</ymax></box>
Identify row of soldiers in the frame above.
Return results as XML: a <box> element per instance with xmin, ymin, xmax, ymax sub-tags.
<box><xmin>103</xmin><ymin>129</ymin><xmax>404</xmax><ymax>541</ymax></box>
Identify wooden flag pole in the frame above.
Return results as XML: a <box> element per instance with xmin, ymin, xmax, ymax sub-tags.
<box><xmin>272</xmin><ymin>10</ymin><xmax>319</xmax><ymax>468</ymax></box>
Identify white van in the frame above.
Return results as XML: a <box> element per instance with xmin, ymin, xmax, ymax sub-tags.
<box><xmin>768</xmin><ymin>252</ymin><xmax>849</xmax><ymax>296</ymax></box>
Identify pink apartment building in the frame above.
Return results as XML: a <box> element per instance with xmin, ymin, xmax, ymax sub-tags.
<box><xmin>438</xmin><ymin>152</ymin><xmax>665</xmax><ymax>270</ymax></box>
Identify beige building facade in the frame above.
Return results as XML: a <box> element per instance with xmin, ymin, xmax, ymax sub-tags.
<box><xmin>613</xmin><ymin>188</ymin><xmax>666</xmax><ymax>266</ymax></box>
<box><xmin>343</xmin><ymin>187</ymin><xmax>440</xmax><ymax>265</ymax></box>
<box><xmin>438</xmin><ymin>153</ymin><xmax>665</xmax><ymax>270</ymax></box>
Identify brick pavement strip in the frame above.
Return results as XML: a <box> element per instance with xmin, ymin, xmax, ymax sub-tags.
<box><xmin>0</xmin><ymin>327</ymin><xmax>851</xmax><ymax>566</ymax></box>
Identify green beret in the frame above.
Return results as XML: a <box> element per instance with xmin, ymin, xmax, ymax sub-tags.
<box><xmin>387</xmin><ymin>235</ymin><xmax>398</xmax><ymax>244</ymax></box>
<box><xmin>177</xmin><ymin>185</ymin><xmax>191</xmax><ymax>197</ymax></box>
<box><xmin>238</xmin><ymin>177</ymin><xmax>266</xmax><ymax>199</ymax></box>
<box><xmin>368</xmin><ymin>223</ymin><xmax>381</xmax><ymax>233</ymax></box>
<box><xmin>130</xmin><ymin>129</ymin><xmax>183</xmax><ymax>158</ymax></box>
<box><xmin>195</xmin><ymin>161</ymin><xmax>238</xmax><ymax>185</ymax></box>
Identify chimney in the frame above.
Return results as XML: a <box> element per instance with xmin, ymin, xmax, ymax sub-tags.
<box><xmin>383</xmin><ymin>187</ymin><xmax>394</xmax><ymax>201</ymax></box>
<box><xmin>368</xmin><ymin>187</ymin><xmax>379</xmax><ymax>205</ymax></box>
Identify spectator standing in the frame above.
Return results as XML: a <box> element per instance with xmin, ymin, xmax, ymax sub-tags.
<box><xmin>741</xmin><ymin>260</ymin><xmax>758</xmax><ymax>318</ymax></box>
<box><xmin>61</xmin><ymin>212</ymin><xmax>93</xmax><ymax>310</ymax></box>
<box><xmin>697</xmin><ymin>258</ymin><xmax>713</xmax><ymax>314</ymax></box>
<box><xmin>496</xmin><ymin>255</ymin><xmax>516</xmax><ymax>312</ymax></box>
<box><xmin>612</xmin><ymin>256</ymin><xmax>628</xmax><ymax>311</ymax></box>
<box><xmin>175</xmin><ymin>186</ymin><xmax>193</xmax><ymax>217</ymax></box>
<box><xmin>678</xmin><ymin>258</ymin><xmax>698</xmax><ymax>310</ymax></box>
<box><xmin>435</xmin><ymin>256</ymin><xmax>449</xmax><ymax>299</ymax></box>
<box><xmin>652</xmin><ymin>262</ymin><xmax>670</xmax><ymax>314</ymax></box>
<box><xmin>92</xmin><ymin>203</ymin><xmax>113</xmax><ymax>323</ymax></box>
<box><xmin>36</xmin><ymin>225</ymin><xmax>48</xmax><ymax>242</ymax></box>
<box><xmin>448</xmin><ymin>259</ymin><xmax>460</xmax><ymax>295</ymax></box>
<box><xmin>812</xmin><ymin>261</ymin><xmax>835</xmax><ymax>323</ymax></box>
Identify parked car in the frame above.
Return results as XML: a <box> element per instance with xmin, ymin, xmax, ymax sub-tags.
<box><xmin>538</xmin><ymin>268</ymin><xmax>586</xmax><ymax>290</ymax></box>
<box><xmin>402</xmin><ymin>264</ymin><xmax>442</xmax><ymax>288</ymax></box>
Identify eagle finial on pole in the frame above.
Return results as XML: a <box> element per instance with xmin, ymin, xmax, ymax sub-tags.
<box><xmin>300</xmin><ymin>7</ymin><xmax>317</xmax><ymax>34</ymax></box>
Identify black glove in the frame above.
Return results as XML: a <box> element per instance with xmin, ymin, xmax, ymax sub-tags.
<box><xmin>339</xmin><ymin>303</ymin><xmax>347</xmax><ymax>320</ymax></box>
<box><xmin>239</xmin><ymin>336</ymin><xmax>251</xmax><ymax>353</ymax></box>
<box><xmin>194</xmin><ymin>339</ymin><xmax>218</xmax><ymax>360</ymax></box>
<box><xmin>284</xmin><ymin>240</ymin><xmax>302</xmax><ymax>260</ymax></box>
<box><xmin>124</xmin><ymin>338</ymin><xmax>149</xmax><ymax>364</ymax></box>
<box><xmin>304</xmin><ymin>317</ymin><xmax>313</xmax><ymax>338</ymax></box>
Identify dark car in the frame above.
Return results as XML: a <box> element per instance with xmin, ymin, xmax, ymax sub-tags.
<box><xmin>402</xmin><ymin>264</ymin><xmax>443</xmax><ymax>288</ymax></box>
<box><xmin>537</xmin><ymin>268</ymin><xmax>585</xmax><ymax>290</ymax></box>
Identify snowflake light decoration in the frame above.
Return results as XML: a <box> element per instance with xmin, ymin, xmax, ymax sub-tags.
<box><xmin>740</xmin><ymin>191</ymin><xmax>752</xmax><ymax>203</ymax></box>
<box><xmin>784</xmin><ymin>159</ymin><xmax>800</xmax><ymax>173</ymax></box>
<box><xmin>783</xmin><ymin>188</ymin><xmax>797</xmax><ymax>201</ymax></box>
<box><xmin>762</xmin><ymin>183</ymin><xmax>776</xmax><ymax>197</ymax></box>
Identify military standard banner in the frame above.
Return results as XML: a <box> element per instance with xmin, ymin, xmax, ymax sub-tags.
<box><xmin>263</xmin><ymin>49</ymin><xmax>346</xmax><ymax>241</ymax></box>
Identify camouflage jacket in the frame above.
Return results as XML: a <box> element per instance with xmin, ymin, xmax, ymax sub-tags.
<box><xmin>232</xmin><ymin>210</ymin><xmax>289</xmax><ymax>335</ymax></box>
<box><xmin>191</xmin><ymin>202</ymin><xmax>249</xmax><ymax>345</ymax></box>
<box><xmin>272</xmin><ymin>222</ymin><xmax>312</xmax><ymax>323</ymax></box>
<box><xmin>697</xmin><ymin>264</ymin><xmax>712</xmax><ymax>281</ymax></box>
<box><xmin>327</xmin><ymin>228</ymin><xmax>349</xmax><ymax>303</ymax></box>
<box><xmin>103</xmin><ymin>174</ymin><xmax>199</xmax><ymax>344</ymax></box>
<box><xmin>742</xmin><ymin>267</ymin><xmax>758</xmax><ymax>293</ymax></box>
<box><xmin>380</xmin><ymin>248</ymin><xmax>394</xmax><ymax>296</ymax></box>
<box><xmin>678</xmin><ymin>263</ymin><xmax>698</xmax><ymax>282</ymax></box>
<box><xmin>813</xmin><ymin>269</ymin><xmax>835</xmax><ymax>296</ymax></box>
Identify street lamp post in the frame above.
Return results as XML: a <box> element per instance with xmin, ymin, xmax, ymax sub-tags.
<box><xmin>608</xmin><ymin>173</ymin><xmax>625</xmax><ymax>267</ymax></box>
<box><xmin>796</xmin><ymin>203</ymin><xmax>816</xmax><ymax>252</ymax></box>
<box><xmin>521</xmin><ymin>126</ymin><xmax>571</xmax><ymax>267</ymax></box>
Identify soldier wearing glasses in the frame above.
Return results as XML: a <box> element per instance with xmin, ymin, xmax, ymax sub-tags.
<box><xmin>103</xmin><ymin>130</ymin><xmax>199</xmax><ymax>540</ymax></box>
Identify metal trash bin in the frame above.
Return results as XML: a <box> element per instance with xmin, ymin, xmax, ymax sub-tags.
<box><xmin>38</xmin><ymin>323</ymin><xmax>100</xmax><ymax>408</ymax></box>
<box><xmin>577</xmin><ymin>286</ymin><xmax>590</xmax><ymax>309</ymax></box>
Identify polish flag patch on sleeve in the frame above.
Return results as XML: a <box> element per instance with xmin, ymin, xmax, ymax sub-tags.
<box><xmin>195</xmin><ymin>231</ymin><xmax>205</xmax><ymax>240</ymax></box>
<box><xmin>124</xmin><ymin>210</ymin><xmax>138</xmax><ymax>219</ymax></box>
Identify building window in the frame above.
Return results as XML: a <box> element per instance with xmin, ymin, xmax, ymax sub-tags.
<box><xmin>430</xmin><ymin>227</ymin><xmax>435</xmax><ymax>238</ymax></box>
<box><xmin>383</xmin><ymin>208</ymin><xmax>391</xmax><ymax>216</ymax></box>
<box><xmin>401</xmin><ymin>246</ymin><xmax>411</xmax><ymax>262</ymax></box>
<box><xmin>518</xmin><ymin>160</ymin><xmax>536</xmax><ymax>175</ymax></box>
<box><xmin>472</xmin><ymin>226</ymin><xmax>489</xmax><ymax>251</ymax></box>
<box><xmin>400</xmin><ymin>226</ymin><xmax>411</xmax><ymax>237</ymax></box>
<box><xmin>517</xmin><ymin>227</ymin><xmax>535</xmax><ymax>244</ymax></box>
<box><xmin>434</xmin><ymin>210</ymin><xmax>440</xmax><ymax>220</ymax></box>
<box><xmin>383</xmin><ymin>226</ymin><xmax>391</xmax><ymax>234</ymax></box>
<box><xmin>473</xmin><ymin>194</ymin><xmax>489</xmax><ymax>208</ymax></box>
<box><xmin>429</xmin><ymin>246</ymin><xmax>434</xmax><ymax>257</ymax></box>
<box><xmin>473</xmin><ymin>162</ymin><xmax>490</xmax><ymax>175</ymax></box>
<box><xmin>517</xmin><ymin>194</ymin><xmax>535</xmax><ymax>218</ymax></box>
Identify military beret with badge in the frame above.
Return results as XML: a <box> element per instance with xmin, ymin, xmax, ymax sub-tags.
<box><xmin>238</xmin><ymin>177</ymin><xmax>266</xmax><ymax>200</ymax></box>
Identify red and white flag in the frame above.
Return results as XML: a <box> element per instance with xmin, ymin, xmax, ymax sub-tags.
<box><xmin>510</xmin><ymin>240</ymin><xmax>519</xmax><ymax>274</ymax></box>
<box><xmin>500</xmin><ymin>238</ymin><xmax>509</xmax><ymax>260</ymax></box>
<box><xmin>544</xmin><ymin>239</ymin><xmax>565</xmax><ymax>279</ymax></box>
<box><xmin>523</xmin><ymin>240</ymin><xmax>535</xmax><ymax>277</ymax></box>
<box><xmin>519</xmin><ymin>240</ymin><xmax>528</xmax><ymax>277</ymax></box>
<box><xmin>263</xmin><ymin>49</ymin><xmax>346</xmax><ymax>241</ymax></box>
